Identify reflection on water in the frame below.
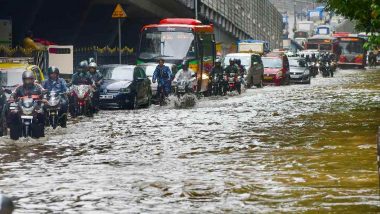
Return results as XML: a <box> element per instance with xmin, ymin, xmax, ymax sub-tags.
<box><xmin>0</xmin><ymin>69</ymin><xmax>379</xmax><ymax>213</ymax></box>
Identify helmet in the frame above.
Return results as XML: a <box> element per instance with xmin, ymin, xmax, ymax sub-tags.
<box><xmin>229</xmin><ymin>58</ymin><xmax>235</xmax><ymax>64</ymax></box>
<box><xmin>78</xmin><ymin>61</ymin><xmax>88</xmax><ymax>72</ymax></box>
<box><xmin>215</xmin><ymin>59</ymin><xmax>221</xmax><ymax>64</ymax></box>
<box><xmin>89</xmin><ymin>62</ymin><xmax>97</xmax><ymax>69</ymax></box>
<box><xmin>89</xmin><ymin>57</ymin><xmax>95</xmax><ymax>63</ymax></box>
<box><xmin>47</xmin><ymin>66</ymin><xmax>59</xmax><ymax>76</ymax></box>
<box><xmin>301</xmin><ymin>53</ymin><xmax>305</xmax><ymax>58</ymax></box>
<box><xmin>311</xmin><ymin>53</ymin><xmax>316</xmax><ymax>57</ymax></box>
<box><xmin>235</xmin><ymin>59</ymin><xmax>241</xmax><ymax>65</ymax></box>
<box><xmin>22</xmin><ymin>70</ymin><xmax>35</xmax><ymax>87</ymax></box>
<box><xmin>79</xmin><ymin>61</ymin><xmax>88</xmax><ymax>68</ymax></box>
<box><xmin>181</xmin><ymin>60</ymin><xmax>189</xmax><ymax>68</ymax></box>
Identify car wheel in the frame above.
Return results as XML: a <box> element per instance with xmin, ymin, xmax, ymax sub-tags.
<box><xmin>256</xmin><ymin>79</ymin><xmax>263</xmax><ymax>88</ymax></box>
<box><xmin>129</xmin><ymin>95</ymin><xmax>138</xmax><ymax>110</ymax></box>
<box><xmin>145</xmin><ymin>92</ymin><xmax>152</xmax><ymax>108</ymax></box>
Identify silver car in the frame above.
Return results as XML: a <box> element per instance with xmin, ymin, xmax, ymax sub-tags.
<box><xmin>137</xmin><ymin>62</ymin><xmax>176</xmax><ymax>99</ymax></box>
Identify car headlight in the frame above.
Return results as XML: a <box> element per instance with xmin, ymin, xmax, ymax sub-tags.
<box><xmin>276</xmin><ymin>71</ymin><xmax>283</xmax><ymax>78</ymax></box>
<box><xmin>316</xmin><ymin>63</ymin><xmax>320</xmax><ymax>67</ymax></box>
<box><xmin>21</xmin><ymin>106</ymin><xmax>34</xmax><ymax>115</ymax></box>
<box><xmin>120</xmin><ymin>88</ymin><xmax>131</xmax><ymax>93</ymax></box>
<box><xmin>304</xmin><ymin>69</ymin><xmax>310</xmax><ymax>75</ymax></box>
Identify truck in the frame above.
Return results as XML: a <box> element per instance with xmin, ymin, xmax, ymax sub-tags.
<box><xmin>0</xmin><ymin>19</ymin><xmax>12</xmax><ymax>48</ymax></box>
<box><xmin>237</xmin><ymin>40</ymin><xmax>270</xmax><ymax>55</ymax></box>
<box><xmin>297</xmin><ymin>21</ymin><xmax>314</xmax><ymax>37</ymax></box>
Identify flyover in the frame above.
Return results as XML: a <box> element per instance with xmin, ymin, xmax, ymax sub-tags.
<box><xmin>0</xmin><ymin>0</ymin><xmax>282</xmax><ymax>54</ymax></box>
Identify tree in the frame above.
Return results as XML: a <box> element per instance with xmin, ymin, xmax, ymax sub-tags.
<box><xmin>319</xmin><ymin>0</ymin><xmax>380</xmax><ymax>49</ymax></box>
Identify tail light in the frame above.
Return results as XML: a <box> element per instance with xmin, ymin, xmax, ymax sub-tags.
<box><xmin>354</xmin><ymin>55</ymin><xmax>363</xmax><ymax>63</ymax></box>
<box><xmin>339</xmin><ymin>55</ymin><xmax>347</xmax><ymax>62</ymax></box>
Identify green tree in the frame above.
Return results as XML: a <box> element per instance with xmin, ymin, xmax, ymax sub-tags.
<box><xmin>319</xmin><ymin>0</ymin><xmax>380</xmax><ymax>49</ymax></box>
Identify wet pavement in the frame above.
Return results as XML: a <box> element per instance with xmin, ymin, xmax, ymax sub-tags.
<box><xmin>0</xmin><ymin>69</ymin><xmax>379</xmax><ymax>213</ymax></box>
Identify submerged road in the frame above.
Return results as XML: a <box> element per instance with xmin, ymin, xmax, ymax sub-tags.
<box><xmin>0</xmin><ymin>68</ymin><xmax>379</xmax><ymax>213</ymax></box>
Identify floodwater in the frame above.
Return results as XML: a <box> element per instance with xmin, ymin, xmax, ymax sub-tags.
<box><xmin>0</xmin><ymin>69</ymin><xmax>379</xmax><ymax>213</ymax></box>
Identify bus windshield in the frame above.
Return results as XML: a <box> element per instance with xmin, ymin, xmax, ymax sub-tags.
<box><xmin>339</xmin><ymin>40</ymin><xmax>363</xmax><ymax>54</ymax></box>
<box><xmin>139</xmin><ymin>31</ymin><xmax>195</xmax><ymax>61</ymax></box>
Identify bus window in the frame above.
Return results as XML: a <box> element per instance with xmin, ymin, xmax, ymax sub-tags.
<box><xmin>199</xmin><ymin>34</ymin><xmax>214</xmax><ymax>73</ymax></box>
<box><xmin>339</xmin><ymin>41</ymin><xmax>364</xmax><ymax>54</ymax></box>
<box><xmin>307</xmin><ymin>44</ymin><xmax>318</xmax><ymax>49</ymax></box>
<box><xmin>320</xmin><ymin>44</ymin><xmax>332</xmax><ymax>51</ymax></box>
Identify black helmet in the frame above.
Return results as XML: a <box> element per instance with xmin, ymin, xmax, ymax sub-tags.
<box><xmin>47</xmin><ymin>66</ymin><xmax>59</xmax><ymax>76</ymax></box>
<box><xmin>301</xmin><ymin>53</ymin><xmax>305</xmax><ymax>58</ymax></box>
<box><xmin>235</xmin><ymin>59</ymin><xmax>241</xmax><ymax>65</ymax></box>
<box><xmin>229</xmin><ymin>58</ymin><xmax>235</xmax><ymax>64</ymax></box>
<box><xmin>311</xmin><ymin>53</ymin><xmax>316</xmax><ymax>57</ymax></box>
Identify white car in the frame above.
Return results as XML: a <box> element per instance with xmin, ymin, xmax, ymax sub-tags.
<box><xmin>137</xmin><ymin>62</ymin><xmax>176</xmax><ymax>99</ymax></box>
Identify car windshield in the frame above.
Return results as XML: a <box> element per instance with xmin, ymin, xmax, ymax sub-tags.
<box><xmin>139</xmin><ymin>31</ymin><xmax>195</xmax><ymax>60</ymax></box>
<box><xmin>289</xmin><ymin>58</ymin><xmax>300</xmax><ymax>67</ymax></box>
<box><xmin>144</xmin><ymin>66</ymin><xmax>156</xmax><ymax>77</ymax></box>
<box><xmin>223</xmin><ymin>55</ymin><xmax>251</xmax><ymax>67</ymax></box>
<box><xmin>102</xmin><ymin>67</ymin><xmax>134</xmax><ymax>81</ymax></box>
<box><xmin>262</xmin><ymin>58</ymin><xmax>282</xmax><ymax>68</ymax></box>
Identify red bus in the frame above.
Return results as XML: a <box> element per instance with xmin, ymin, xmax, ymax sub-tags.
<box><xmin>137</xmin><ymin>18</ymin><xmax>216</xmax><ymax>93</ymax></box>
<box><xmin>306</xmin><ymin>35</ymin><xmax>339</xmax><ymax>54</ymax></box>
<box><xmin>333</xmin><ymin>32</ymin><xmax>366</xmax><ymax>68</ymax></box>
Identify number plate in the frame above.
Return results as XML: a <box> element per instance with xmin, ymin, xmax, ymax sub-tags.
<box><xmin>264</xmin><ymin>76</ymin><xmax>273</xmax><ymax>80</ymax></box>
<box><xmin>290</xmin><ymin>75</ymin><xmax>300</xmax><ymax>78</ymax></box>
<box><xmin>21</xmin><ymin>115</ymin><xmax>33</xmax><ymax>120</ymax></box>
<box><xmin>100</xmin><ymin>95</ymin><xmax>114</xmax><ymax>99</ymax></box>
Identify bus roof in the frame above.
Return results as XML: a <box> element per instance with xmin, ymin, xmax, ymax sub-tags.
<box><xmin>141</xmin><ymin>18</ymin><xmax>213</xmax><ymax>33</ymax></box>
<box><xmin>309</xmin><ymin>35</ymin><xmax>335</xmax><ymax>40</ymax></box>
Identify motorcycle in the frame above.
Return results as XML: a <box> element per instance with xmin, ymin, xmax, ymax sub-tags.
<box><xmin>9</xmin><ymin>95</ymin><xmax>44</xmax><ymax>140</ymax></box>
<box><xmin>211</xmin><ymin>74</ymin><xmax>226</xmax><ymax>96</ymax></box>
<box><xmin>44</xmin><ymin>91</ymin><xmax>64</xmax><ymax>129</ymax></box>
<box><xmin>226</xmin><ymin>72</ymin><xmax>241</xmax><ymax>94</ymax></box>
<box><xmin>70</xmin><ymin>85</ymin><xmax>93</xmax><ymax>118</ymax></box>
<box><xmin>309</xmin><ymin>62</ymin><xmax>319</xmax><ymax>77</ymax></box>
<box><xmin>174</xmin><ymin>77</ymin><xmax>195</xmax><ymax>98</ymax></box>
<box><xmin>320</xmin><ymin>61</ymin><xmax>330</xmax><ymax>78</ymax></box>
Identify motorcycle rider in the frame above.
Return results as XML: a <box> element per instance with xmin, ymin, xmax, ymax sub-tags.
<box><xmin>152</xmin><ymin>58</ymin><xmax>172</xmax><ymax>97</ymax></box>
<box><xmin>7</xmin><ymin>70</ymin><xmax>45</xmax><ymax>139</ymax></box>
<box><xmin>310</xmin><ymin>53</ymin><xmax>317</xmax><ymax>63</ymax></box>
<box><xmin>210</xmin><ymin>59</ymin><xmax>226</xmax><ymax>94</ymax></box>
<box><xmin>225</xmin><ymin>58</ymin><xmax>241</xmax><ymax>93</ymax></box>
<box><xmin>42</xmin><ymin>66</ymin><xmax>68</xmax><ymax>128</ymax></box>
<box><xmin>88</xmin><ymin>62</ymin><xmax>103</xmax><ymax>112</ymax></box>
<box><xmin>72</xmin><ymin>61</ymin><xmax>92</xmax><ymax>85</ymax></box>
<box><xmin>173</xmin><ymin>61</ymin><xmax>195</xmax><ymax>93</ymax></box>
<box><xmin>70</xmin><ymin>61</ymin><xmax>93</xmax><ymax>116</ymax></box>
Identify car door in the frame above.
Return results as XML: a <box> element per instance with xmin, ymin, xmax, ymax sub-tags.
<box><xmin>133</xmin><ymin>67</ymin><xmax>144</xmax><ymax>103</ymax></box>
<box><xmin>139</xmin><ymin>68</ymin><xmax>150</xmax><ymax>103</ymax></box>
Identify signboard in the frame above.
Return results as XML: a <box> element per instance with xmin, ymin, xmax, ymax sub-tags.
<box><xmin>48</xmin><ymin>45</ymin><xmax>74</xmax><ymax>75</ymax></box>
<box><xmin>112</xmin><ymin>4</ymin><xmax>127</xmax><ymax>18</ymax></box>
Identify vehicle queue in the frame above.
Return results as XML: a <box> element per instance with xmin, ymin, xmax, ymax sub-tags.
<box><xmin>0</xmin><ymin>18</ymin><xmax>370</xmax><ymax>141</ymax></box>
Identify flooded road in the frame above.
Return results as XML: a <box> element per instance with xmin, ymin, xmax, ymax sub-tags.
<box><xmin>0</xmin><ymin>69</ymin><xmax>379</xmax><ymax>213</ymax></box>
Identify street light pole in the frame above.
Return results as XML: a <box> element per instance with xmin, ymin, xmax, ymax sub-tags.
<box><xmin>293</xmin><ymin>1</ymin><xmax>297</xmax><ymax>33</ymax></box>
<box><xmin>195</xmin><ymin>0</ymin><xmax>198</xmax><ymax>20</ymax></box>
